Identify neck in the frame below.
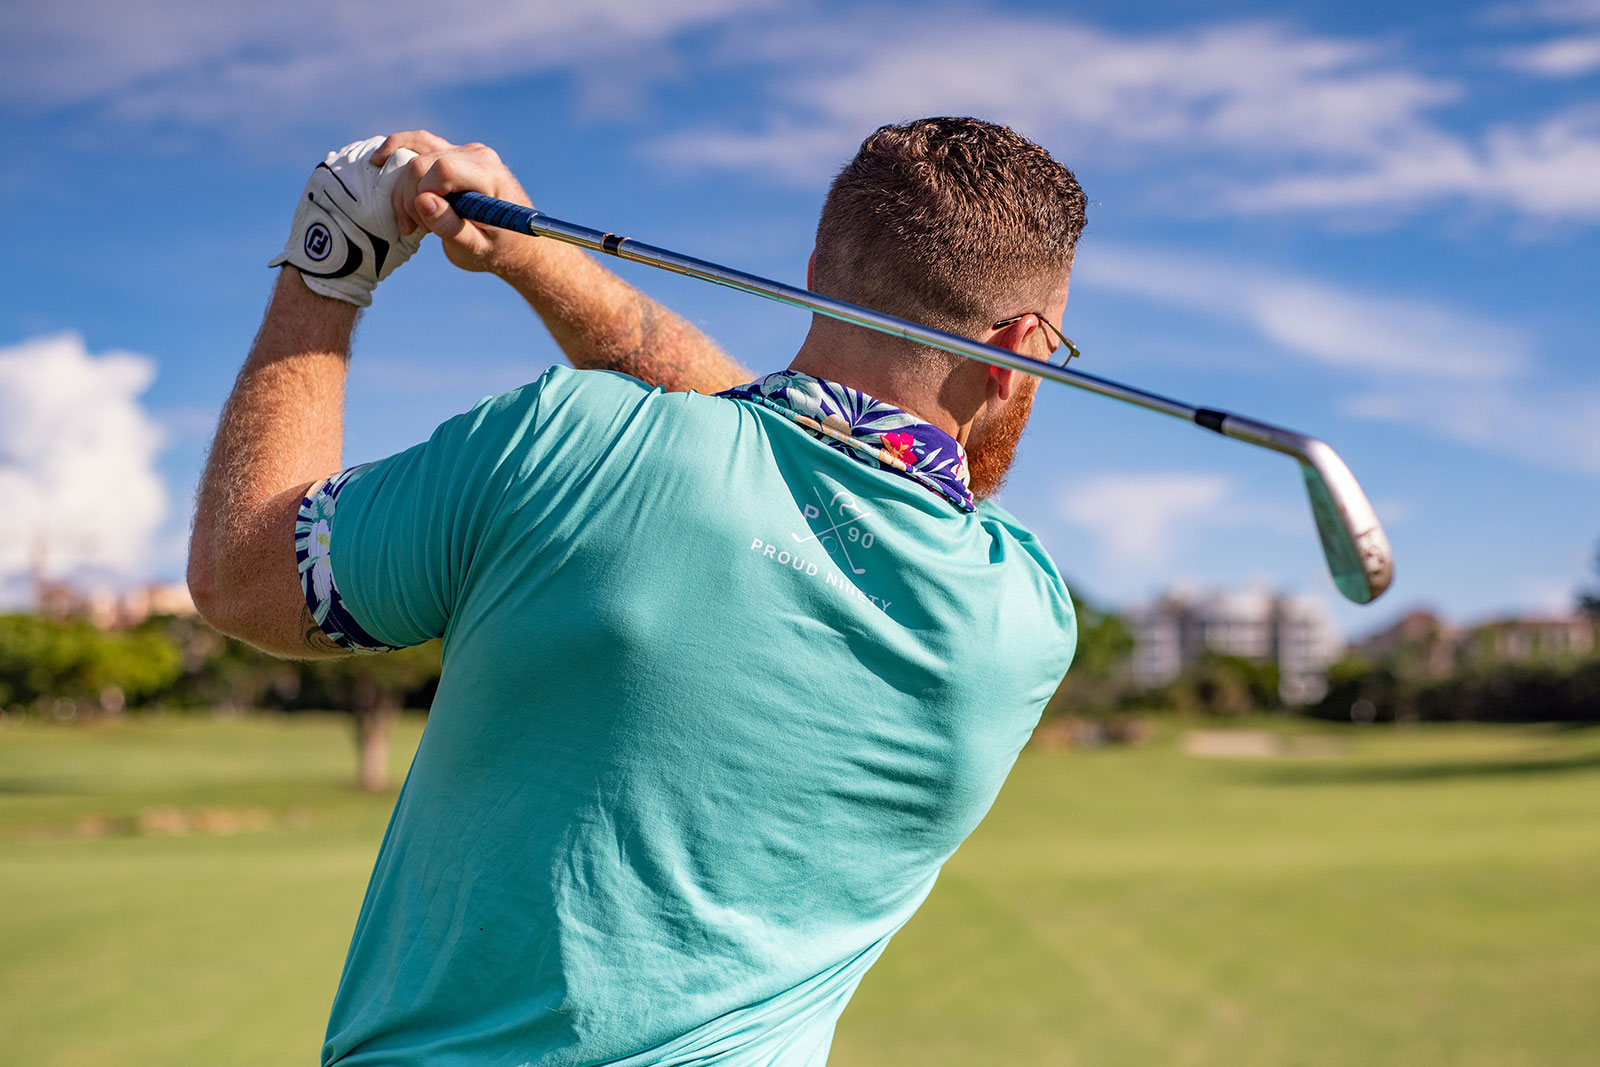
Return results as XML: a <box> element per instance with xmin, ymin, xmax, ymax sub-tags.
<box><xmin>788</xmin><ymin>321</ymin><xmax>978</xmax><ymax>443</ymax></box>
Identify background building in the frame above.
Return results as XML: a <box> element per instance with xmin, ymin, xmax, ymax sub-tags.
<box><xmin>1356</xmin><ymin>609</ymin><xmax>1595</xmax><ymax>677</ymax></box>
<box><xmin>1128</xmin><ymin>587</ymin><xmax>1345</xmax><ymax>704</ymax></box>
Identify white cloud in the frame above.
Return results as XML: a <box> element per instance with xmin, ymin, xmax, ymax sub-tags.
<box><xmin>0</xmin><ymin>334</ymin><xmax>168</xmax><ymax>594</ymax></box>
<box><xmin>0</xmin><ymin>0</ymin><xmax>757</xmax><ymax>129</ymax></box>
<box><xmin>1081</xmin><ymin>245</ymin><xmax>1528</xmax><ymax>381</ymax></box>
<box><xmin>1055</xmin><ymin>472</ymin><xmax>1299</xmax><ymax>569</ymax></box>
<box><xmin>645</xmin><ymin>11</ymin><xmax>1600</xmax><ymax>223</ymax></box>
<box><xmin>1057</xmin><ymin>472</ymin><xmax>1226</xmax><ymax>567</ymax></box>
<box><xmin>652</xmin><ymin>16</ymin><xmax>1460</xmax><ymax>184</ymax></box>
<box><xmin>651</xmin><ymin>120</ymin><xmax>863</xmax><ymax>181</ymax></box>
<box><xmin>1501</xmin><ymin>0</ymin><xmax>1600</xmax><ymax>23</ymax></box>
<box><xmin>7</xmin><ymin>5</ymin><xmax>1595</xmax><ymax>222</ymax></box>
<box><xmin>1340</xmin><ymin>383</ymin><xmax>1600</xmax><ymax>472</ymax></box>
<box><xmin>1079</xmin><ymin>245</ymin><xmax>1600</xmax><ymax>475</ymax></box>
<box><xmin>1501</xmin><ymin>34</ymin><xmax>1600</xmax><ymax>76</ymax></box>
<box><xmin>1239</xmin><ymin>107</ymin><xmax>1600</xmax><ymax>220</ymax></box>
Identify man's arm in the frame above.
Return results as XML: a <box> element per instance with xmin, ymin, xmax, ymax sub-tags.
<box><xmin>494</xmin><ymin>235</ymin><xmax>752</xmax><ymax>395</ymax></box>
<box><xmin>188</xmin><ymin>270</ymin><xmax>354</xmax><ymax>658</ymax></box>
<box><xmin>375</xmin><ymin>132</ymin><xmax>752</xmax><ymax>395</ymax></box>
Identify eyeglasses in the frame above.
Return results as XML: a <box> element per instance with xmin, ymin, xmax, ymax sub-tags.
<box><xmin>991</xmin><ymin>313</ymin><xmax>1081</xmax><ymax>367</ymax></box>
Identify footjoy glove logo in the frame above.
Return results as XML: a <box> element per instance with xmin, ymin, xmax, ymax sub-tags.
<box><xmin>304</xmin><ymin>223</ymin><xmax>333</xmax><ymax>261</ymax></box>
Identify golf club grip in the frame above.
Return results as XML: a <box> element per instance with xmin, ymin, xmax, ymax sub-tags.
<box><xmin>447</xmin><ymin>191</ymin><xmax>537</xmax><ymax>233</ymax></box>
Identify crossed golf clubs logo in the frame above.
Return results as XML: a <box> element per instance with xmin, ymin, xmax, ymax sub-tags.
<box><xmin>792</xmin><ymin>488</ymin><xmax>875</xmax><ymax>575</ymax></box>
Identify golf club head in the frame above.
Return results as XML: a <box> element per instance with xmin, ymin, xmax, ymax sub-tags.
<box><xmin>1298</xmin><ymin>441</ymin><xmax>1394</xmax><ymax>604</ymax></box>
<box><xmin>1214</xmin><ymin>415</ymin><xmax>1393</xmax><ymax>605</ymax></box>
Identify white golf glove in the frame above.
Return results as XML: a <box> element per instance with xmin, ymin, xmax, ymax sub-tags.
<box><xmin>269</xmin><ymin>136</ymin><xmax>423</xmax><ymax>307</ymax></box>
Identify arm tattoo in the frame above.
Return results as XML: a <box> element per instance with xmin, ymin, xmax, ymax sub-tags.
<box><xmin>616</xmin><ymin>297</ymin><xmax>674</xmax><ymax>375</ymax></box>
<box><xmin>592</xmin><ymin>296</ymin><xmax>702</xmax><ymax>390</ymax></box>
<box><xmin>630</xmin><ymin>297</ymin><xmax>660</xmax><ymax>363</ymax></box>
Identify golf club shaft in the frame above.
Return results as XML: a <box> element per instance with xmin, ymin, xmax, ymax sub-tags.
<box><xmin>447</xmin><ymin>193</ymin><xmax>1304</xmax><ymax>454</ymax></box>
<box><xmin>444</xmin><ymin>191</ymin><xmax>1392</xmax><ymax>604</ymax></box>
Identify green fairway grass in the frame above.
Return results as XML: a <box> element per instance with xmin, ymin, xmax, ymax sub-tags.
<box><xmin>3</xmin><ymin>715</ymin><xmax>1597</xmax><ymax>1065</ymax></box>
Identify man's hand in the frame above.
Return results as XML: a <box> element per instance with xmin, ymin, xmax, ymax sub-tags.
<box><xmin>373</xmin><ymin>132</ymin><xmax>534</xmax><ymax>276</ymax></box>
<box><xmin>269</xmin><ymin>136</ymin><xmax>425</xmax><ymax>307</ymax></box>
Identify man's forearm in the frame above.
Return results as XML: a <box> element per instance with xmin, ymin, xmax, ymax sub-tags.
<box><xmin>188</xmin><ymin>269</ymin><xmax>355</xmax><ymax>653</ymax></box>
<box><xmin>495</xmin><ymin>237</ymin><xmax>751</xmax><ymax>394</ymax></box>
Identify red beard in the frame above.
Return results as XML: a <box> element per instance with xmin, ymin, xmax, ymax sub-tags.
<box><xmin>965</xmin><ymin>375</ymin><xmax>1038</xmax><ymax>500</ymax></box>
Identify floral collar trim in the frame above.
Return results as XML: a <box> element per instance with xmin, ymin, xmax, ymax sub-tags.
<box><xmin>718</xmin><ymin>370</ymin><xmax>974</xmax><ymax>512</ymax></box>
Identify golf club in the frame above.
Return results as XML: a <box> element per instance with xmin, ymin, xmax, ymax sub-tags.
<box><xmin>445</xmin><ymin>191</ymin><xmax>1395</xmax><ymax>605</ymax></box>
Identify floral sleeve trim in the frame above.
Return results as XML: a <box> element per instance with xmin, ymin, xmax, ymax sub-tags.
<box><xmin>294</xmin><ymin>468</ymin><xmax>401</xmax><ymax>654</ymax></box>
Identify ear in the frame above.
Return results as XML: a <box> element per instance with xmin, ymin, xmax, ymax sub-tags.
<box><xmin>807</xmin><ymin>250</ymin><xmax>817</xmax><ymax>290</ymax></box>
<box><xmin>990</xmin><ymin>313</ymin><xmax>1037</xmax><ymax>355</ymax></box>
<box><xmin>987</xmin><ymin>363</ymin><xmax>1018</xmax><ymax>401</ymax></box>
<box><xmin>985</xmin><ymin>313</ymin><xmax>1039</xmax><ymax>401</ymax></box>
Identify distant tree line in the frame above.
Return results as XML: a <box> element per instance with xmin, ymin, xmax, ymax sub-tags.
<box><xmin>1309</xmin><ymin>546</ymin><xmax>1600</xmax><ymax>724</ymax></box>
<box><xmin>0</xmin><ymin>613</ymin><xmax>182</xmax><ymax>715</ymax></box>
<box><xmin>1312</xmin><ymin>655</ymin><xmax>1600</xmax><ymax>724</ymax></box>
<box><xmin>1312</xmin><ymin>549</ymin><xmax>1600</xmax><ymax>724</ymax></box>
<box><xmin>0</xmin><ymin>613</ymin><xmax>439</xmax><ymax>790</ymax></box>
<box><xmin>8</xmin><ymin>544</ymin><xmax>1598</xmax><ymax>768</ymax></box>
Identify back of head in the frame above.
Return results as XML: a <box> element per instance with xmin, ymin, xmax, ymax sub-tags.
<box><xmin>813</xmin><ymin>117</ymin><xmax>1087</xmax><ymax>363</ymax></box>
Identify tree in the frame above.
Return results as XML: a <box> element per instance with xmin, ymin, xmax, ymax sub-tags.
<box><xmin>1069</xmin><ymin>592</ymin><xmax>1135</xmax><ymax>681</ymax></box>
<box><xmin>0</xmin><ymin>614</ymin><xmax>182</xmax><ymax>714</ymax></box>
<box><xmin>300</xmin><ymin>643</ymin><xmax>441</xmax><ymax>791</ymax></box>
<box><xmin>146</xmin><ymin>614</ymin><xmax>301</xmax><ymax>711</ymax></box>
<box><xmin>82</xmin><ymin>625</ymin><xmax>184</xmax><ymax>711</ymax></box>
<box><xmin>1042</xmin><ymin>591</ymin><xmax>1135</xmax><ymax>718</ymax></box>
<box><xmin>1169</xmin><ymin>652</ymin><xmax>1281</xmax><ymax>716</ymax></box>
<box><xmin>1580</xmin><ymin>540</ymin><xmax>1600</xmax><ymax>619</ymax></box>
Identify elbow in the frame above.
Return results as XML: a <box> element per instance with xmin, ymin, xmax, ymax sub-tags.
<box><xmin>186</xmin><ymin>515</ymin><xmax>251</xmax><ymax>638</ymax></box>
<box><xmin>186</xmin><ymin>531</ymin><xmax>242</xmax><ymax>637</ymax></box>
<box><xmin>187</xmin><ymin>558</ymin><xmax>252</xmax><ymax>644</ymax></box>
<box><xmin>186</xmin><ymin>546</ymin><xmax>226</xmax><ymax>631</ymax></box>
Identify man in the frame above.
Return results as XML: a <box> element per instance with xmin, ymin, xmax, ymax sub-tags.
<box><xmin>189</xmin><ymin>117</ymin><xmax>1085</xmax><ymax>1066</ymax></box>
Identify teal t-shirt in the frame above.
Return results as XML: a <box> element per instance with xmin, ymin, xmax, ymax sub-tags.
<box><xmin>314</xmin><ymin>367</ymin><xmax>1076</xmax><ymax>1066</ymax></box>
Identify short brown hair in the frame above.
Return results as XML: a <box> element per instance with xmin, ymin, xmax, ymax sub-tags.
<box><xmin>813</xmin><ymin>117</ymin><xmax>1087</xmax><ymax>346</ymax></box>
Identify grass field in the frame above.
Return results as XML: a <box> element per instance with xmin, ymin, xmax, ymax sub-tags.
<box><xmin>2</xmin><ymin>714</ymin><xmax>1598</xmax><ymax>1066</ymax></box>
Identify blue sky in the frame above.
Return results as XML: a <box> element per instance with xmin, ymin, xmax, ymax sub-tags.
<box><xmin>2</xmin><ymin>0</ymin><xmax>1597</xmax><ymax>637</ymax></box>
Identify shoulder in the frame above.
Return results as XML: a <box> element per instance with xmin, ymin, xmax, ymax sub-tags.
<box><xmin>975</xmin><ymin>499</ymin><xmax>1069</xmax><ymax>595</ymax></box>
<box><xmin>507</xmin><ymin>366</ymin><xmax>733</xmax><ymax>431</ymax></box>
<box><xmin>463</xmin><ymin>365</ymin><xmax>650</xmax><ymax>429</ymax></box>
<box><xmin>416</xmin><ymin>367</ymin><xmax>722</xmax><ymax>462</ymax></box>
<box><xmin>435</xmin><ymin>368</ymin><xmax>746</xmax><ymax>501</ymax></box>
<box><xmin>973</xmin><ymin>497</ymin><xmax>1077</xmax><ymax>654</ymax></box>
<box><xmin>526</xmin><ymin>364</ymin><xmax>650</xmax><ymax>404</ymax></box>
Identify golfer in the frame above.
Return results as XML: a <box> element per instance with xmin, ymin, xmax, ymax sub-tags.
<box><xmin>189</xmin><ymin>117</ymin><xmax>1085</xmax><ymax>1066</ymax></box>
